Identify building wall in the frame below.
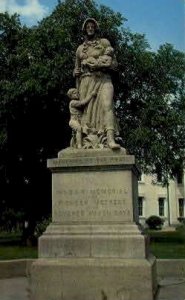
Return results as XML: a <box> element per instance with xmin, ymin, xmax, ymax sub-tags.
<box><xmin>138</xmin><ymin>173</ymin><xmax>185</xmax><ymax>227</ymax></box>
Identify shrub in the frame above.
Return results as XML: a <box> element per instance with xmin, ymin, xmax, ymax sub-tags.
<box><xmin>177</xmin><ymin>217</ymin><xmax>185</xmax><ymax>224</ymax></box>
<box><xmin>146</xmin><ymin>215</ymin><xmax>164</xmax><ymax>230</ymax></box>
<box><xmin>34</xmin><ymin>216</ymin><xmax>51</xmax><ymax>238</ymax></box>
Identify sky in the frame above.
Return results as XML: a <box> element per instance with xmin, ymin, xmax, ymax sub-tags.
<box><xmin>0</xmin><ymin>0</ymin><xmax>184</xmax><ymax>52</ymax></box>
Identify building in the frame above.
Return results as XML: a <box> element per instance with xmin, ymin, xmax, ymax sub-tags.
<box><xmin>138</xmin><ymin>171</ymin><xmax>185</xmax><ymax>227</ymax></box>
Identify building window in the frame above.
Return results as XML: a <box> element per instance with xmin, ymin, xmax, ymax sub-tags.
<box><xmin>155</xmin><ymin>163</ymin><xmax>163</xmax><ymax>183</ymax></box>
<box><xmin>177</xmin><ymin>170</ymin><xmax>183</xmax><ymax>184</ymax></box>
<box><xmin>157</xmin><ymin>172</ymin><xmax>163</xmax><ymax>183</ymax></box>
<box><xmin>138</xmin><ymin>197</ymin><xmax>144</xmax><ymax>216</ymax></box>
<box><xmin>158</xmin><ymin>198</ymin><xmax>165</xmax><ymax>216</ymax></box>
<box><xmin>179</xmin><ymin>198</ymin><xmax>184</xmax><ymax>217</ymax></box>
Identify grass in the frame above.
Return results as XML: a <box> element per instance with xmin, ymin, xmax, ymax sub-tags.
<box><xmin>0</xmin><ymin>231</ymin><xmax>38</xmax><ymax>260</ymax></box>
<box><xmin>0</xmin><ymin>246</ymin><xmax>37</xmax><ymax>260</ymax></box>
<box><xmin>146</xmin><ymin>229</ymin><xmax>185</xmax><ymax>259</ymax></box>
<box><xmin>0</xmin><ymin>229</ymin><xmax>185</xmax><ymax>260</ymax></box>
<box><xmin>150</xmin><ymin>242</ymin><xmax>185</xmax><ymax>259</ymax></box>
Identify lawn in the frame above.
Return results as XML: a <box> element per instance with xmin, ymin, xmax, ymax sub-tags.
<box><xmin>0</xmin><ymin>245</ymin><xmax>37</xmax><ymax>260</ymax></box>
<box><xmin>147</xmin><ymin>229</ymin><xmax>185</xmax><ymax>259</ymax></box>
<box><xmin>0</xmin><ymin>229</ymin><xmax>185</xmax><ymax>260</ymax></box>
<box><xmin>0</xmin><ymin>231</ymin><xmax>37</xmax><ymax>260</ymax></box>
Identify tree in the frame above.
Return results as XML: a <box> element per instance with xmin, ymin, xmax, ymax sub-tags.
<box><xmin>0</xmin><ymin>0</ymin><xmax>184</xmax><ymax>230</ymax></box>
<box><xmin>116</xmin><ymin>36</ymin><xmax>185</xmax><ymax>178</ymax></box>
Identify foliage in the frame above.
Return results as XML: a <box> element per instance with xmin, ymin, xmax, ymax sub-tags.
<box><xmin>145</xmin><ymin>215</ymin><xmax>164</xmax><ymax>230</ymax></box>
<box><xmin>117</xmin><ymin>40</ymin><xmax>185</xmax><ymax>179</ymax></box>
<box><xmin>0</xmin><ymin>0</ymin><xmax>184</xmax><ymax>226</ymax></box>
<box><xmin>34</xmin><ymin>216</ymin><xmax>51</xmax><ymax>238</ymax></box>
<box><xmin>177</xmin><ymin>217</ymin><xmax>185</xmax><ymax>224</ymax></box>
<box><xmin>0</xmin><ymin>208</ymin><xmax>25</xmax><ymax>232</ymax></box>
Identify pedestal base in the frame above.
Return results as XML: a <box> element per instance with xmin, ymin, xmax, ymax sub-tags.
<box><xmin>30</xmin><ymin>149</ymin><xmax>157</xmax><ymax>299</ymax></box>
<box><xmin>39</xmin><ymin>223</ymin><xmax>149</xmax><ymax>259</ymax></box>
<box><xmin>30</xmin><ymin>256</ymin><xmax>157</xmax><ymax>300</ymax></box>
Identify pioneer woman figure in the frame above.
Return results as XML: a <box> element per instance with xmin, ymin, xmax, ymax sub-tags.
<box><xmin>73</xmin><ymin>18</ymin><xmax>120</xmax><ymax>149</ymax></box>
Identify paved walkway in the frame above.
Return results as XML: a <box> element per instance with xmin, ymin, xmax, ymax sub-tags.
<box><xmin>0</xmin><ymin>277</ymin><xmax>185</xmax><ymax>300</ymax></box>
<box><xmin>0</xmin><ymin>277</ymin><xmax>28</xmax><ymax>300</ymax></box>
<box><xmin>157</xmin><ymin>277</ymin><xmax>185</xmax><ymax>300</ymax></box>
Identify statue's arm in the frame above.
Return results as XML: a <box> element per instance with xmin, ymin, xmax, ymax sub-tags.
<box><xmin>80</xmin><ymin>92</ymin><xmax>96</xmax><ymax>105</ymax></box>
<box><xmin>70</xmin><ymin>100</ymin><xmax>81</xmax><ymax>108</ymax></box>
<box><xmin>72</xmin><ymin>92</ymin><xmax>96</xmax><ymax>108</ymax></box>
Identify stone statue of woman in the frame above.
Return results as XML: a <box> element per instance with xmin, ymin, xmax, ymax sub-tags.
<box><xmin>72</xmin><ymin>17</ymin><xmax>121</xmax><ymax>149</ymax></box>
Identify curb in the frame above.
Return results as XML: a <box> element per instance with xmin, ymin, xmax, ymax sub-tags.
<box><xmin>0</xmin><ymin>259</ymin><xmax>35</xmax><ymax>279</ymax></box>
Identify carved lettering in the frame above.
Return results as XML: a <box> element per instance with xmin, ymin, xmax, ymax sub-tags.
<box><xmin>53</xmin><ymin>176</ymin><xmax>132</xmax><ymax>222</ymax></box>
<box><xmin>56</xmin><ymin>188</ymin><xmax>129</xmax><ymax>196</ymax></box>
<box><xmin>53</xmin><ymin>208</ymin><xmax>131</xmax><ymax>220</ymax></box>
<box><xmin>49</xmin><ymin>155</ymin><xmax>133</xmax><ymax>168</ymax></box>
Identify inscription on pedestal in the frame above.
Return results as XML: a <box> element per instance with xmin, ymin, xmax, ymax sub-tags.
<box><xmin>52</xmin><ymin>171</ymin><xmax>133</xmax><ymax>223</ymax></box>
<box><xmin>48</xmin><ymin>155</ymin><xmax>134</xmax><ymax>168</ymax></box>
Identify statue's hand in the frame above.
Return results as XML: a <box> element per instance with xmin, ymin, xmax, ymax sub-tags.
<box><xmin>86</xmin><ymin>58</ymin><xmax>97</xmax><ymax>69</ymax></box>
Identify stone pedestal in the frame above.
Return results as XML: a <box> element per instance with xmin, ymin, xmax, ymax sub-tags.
<box><xmin>30</xmin><ymin>148</ymin><xmax>157</xmax><ymax>300</ymax></box>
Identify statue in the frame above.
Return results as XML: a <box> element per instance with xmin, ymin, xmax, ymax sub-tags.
<box><xmin>68</xmin><ymin>18</ymin><xmax>121</xmax><ymax>149</ymax></box>
<box><xmin>67</xmin><ymin>86</ymin><xmax>99</xmax><ymax>149</ymax></box>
